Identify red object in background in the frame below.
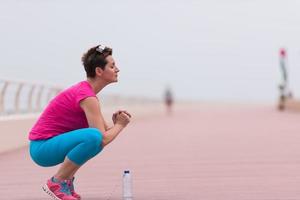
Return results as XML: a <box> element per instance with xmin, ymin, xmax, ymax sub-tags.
<box><xmin>280</xmin><ymin>48</ymin><xmax>286</xmax><ymax>57</ymax></box>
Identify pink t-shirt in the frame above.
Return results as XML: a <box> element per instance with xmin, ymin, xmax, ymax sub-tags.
<box><xmin>29</xmin><ymin>81</ymin><xmax>96</xmax><ymax>140</ymax></box>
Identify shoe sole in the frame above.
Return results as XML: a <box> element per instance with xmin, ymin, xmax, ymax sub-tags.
<box><xmin>42</xmin><ymin>184</ymin><xmax>62</xmax><ymax>200</ymax></box>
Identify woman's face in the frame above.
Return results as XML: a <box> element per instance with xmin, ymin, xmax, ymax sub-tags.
<box><xmin>101</xmin><ymin>56</ymin><xmax>119</xmax><ymax>83</ymax></box>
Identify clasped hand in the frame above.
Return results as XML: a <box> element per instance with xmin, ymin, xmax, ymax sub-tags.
<box><xmin>112</xmin><ymin>110</ymin><xmax>131</xmax><ymax>127</ymax></box>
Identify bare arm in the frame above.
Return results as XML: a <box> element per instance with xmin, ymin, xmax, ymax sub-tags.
<box><xmin>80</xmin><ymin>97</ymin><xmax>130</xmax><ymax>147</ymax></box>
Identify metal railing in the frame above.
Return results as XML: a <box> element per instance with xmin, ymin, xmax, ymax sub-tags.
<box><xmin>0</xmin><ymin>78</ymin><xmax>62</xmax><ymax>115</ymax></box>
<box><xmin>0</xmin><ymin>78</ymin><xmax>162</xmax><ymax>116</ymax></box>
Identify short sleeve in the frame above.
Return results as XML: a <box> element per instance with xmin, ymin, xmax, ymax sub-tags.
<box><xmin>75</xmin><ymin>83</ymin><xmax>97</xmax><ymax>105</ymax></box>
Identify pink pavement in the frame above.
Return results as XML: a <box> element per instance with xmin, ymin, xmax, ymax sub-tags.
<box><xmin>1</xmin><ymin>104</ymin><xmax>300</xmax><ymax>199</ymax></box>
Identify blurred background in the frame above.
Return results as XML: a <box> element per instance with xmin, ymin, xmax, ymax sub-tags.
<box><xmin>1</xmin><ymin>0</ymin><xmax>300</xmax><ymax>104</ymax></box>
<box><xmin>1</xmin><ymin>1</ymin><xmax>300</xmax><ymax>199</ymax></box>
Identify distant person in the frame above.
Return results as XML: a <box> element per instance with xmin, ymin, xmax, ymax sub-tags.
<box><xmin>28</xmin><ymin>45</ymin><xmax>131</xmax><ymax>200</ymax></box>
<box><xmin>164</xmin><ymin>87</ymin><xmax>174</xmax><ymax>114</ymax></box>
<box><xmin>278</xmin><ymin>48</ymin><xmax>291</xmax><ymax>110</ymax></box>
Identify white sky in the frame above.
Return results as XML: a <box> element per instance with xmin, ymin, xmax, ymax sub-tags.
<box><xmin>1</xmin><ymin>0</ymin><xmax>300</xmax><ymax>103</ymax></box>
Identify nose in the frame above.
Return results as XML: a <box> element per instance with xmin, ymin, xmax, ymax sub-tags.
<box><xmin>115</xmin><ymin>66</ymin><xmax>120</xmax><ymax>72</ymax></box>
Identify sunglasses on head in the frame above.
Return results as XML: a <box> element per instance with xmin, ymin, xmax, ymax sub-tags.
<box><xmin>96</xmin><ymin>45</ymin><xmax>108</xmax><ymax>53</ymax></box>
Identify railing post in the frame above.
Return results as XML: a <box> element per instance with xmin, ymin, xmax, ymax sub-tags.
<box><xmin>15</xmin><ymin>83</ymin><xmax>24</xmax><ymax>113</ymax></box>
<box><xmin>46</xmin><ymin>89</ymin><xmax>54</xmax><ymax>103</ymax></box>
<box><xmin>27</xmin><ymin>85</ymin><xmax>36</xmax><ymax>112</ymax></box>
<box><xmin>0</xmin><ymin>81</ymin><xmax>9</xmax><ymax>114</ymax></box>
<box><xmin>35</xmin><ymin>86</ymin><xmax>44</xmax><ymax>112</ymax></box>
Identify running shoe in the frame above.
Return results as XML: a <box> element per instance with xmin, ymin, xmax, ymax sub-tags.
<box><xmin>69</xmin><ymin>177</ymin><xmax>81</xmax><ymax>200</ymax></box>
<box><xmin>42</xmin><ymin>177</ymin><xmax>77</xmax><ymax>200</ymax></box>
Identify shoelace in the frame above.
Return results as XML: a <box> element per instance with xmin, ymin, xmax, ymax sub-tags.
<box><xmin>59</xmin><ymin>180</ymin><xmax>72</xmax><ymax>195</ymax></box>
<box><xmin>68</xmin><ymin>181</ymin><xmax>74</xmax><ymax>191</ymax></box>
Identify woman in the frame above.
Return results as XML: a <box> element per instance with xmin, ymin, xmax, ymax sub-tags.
<box><xmin>29</xmin><ymin>45</ymin><xmax>131</xmax><ymax>200</ymax></box>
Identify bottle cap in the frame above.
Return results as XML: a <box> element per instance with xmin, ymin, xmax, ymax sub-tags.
<box><xmin>124</xmin><ymin>170</ymin><xmax>130</xmax><ymax>174</ymax></box>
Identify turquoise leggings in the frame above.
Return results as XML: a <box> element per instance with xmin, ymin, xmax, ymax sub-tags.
<box><xmin>29</xmin><ymin>128</ymin><xmax>103</xmax><ymax>166</ymax></box>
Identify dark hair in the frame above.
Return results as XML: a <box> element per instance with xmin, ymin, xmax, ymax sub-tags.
<box><xmin>81</xmin><ymin>45</ymin><xmax>113</xmax><ymax>78</ymax></box>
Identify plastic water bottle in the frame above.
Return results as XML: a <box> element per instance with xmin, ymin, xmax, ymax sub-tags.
<box><xmin>123</xmin><ymin>170</ymin><xmax>133</xmax><ymax>200</ymax></box>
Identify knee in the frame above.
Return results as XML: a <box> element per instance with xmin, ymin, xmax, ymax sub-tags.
<box><xmin>85</xmin><ymin>128</ymin><xmax>103</xmax><ymax>146</ymax></box>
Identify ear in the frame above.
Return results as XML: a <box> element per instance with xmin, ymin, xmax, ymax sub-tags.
<box><xmin>95</xmin><ymin>67</ymin><xmax>104</xmax><ymax>76</ymax></box>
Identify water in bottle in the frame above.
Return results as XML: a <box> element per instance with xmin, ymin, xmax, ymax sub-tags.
<box><xmin>123</xmin><ymin>170</ymin><xmax>133</xmax><ymax>200</ymax></box>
